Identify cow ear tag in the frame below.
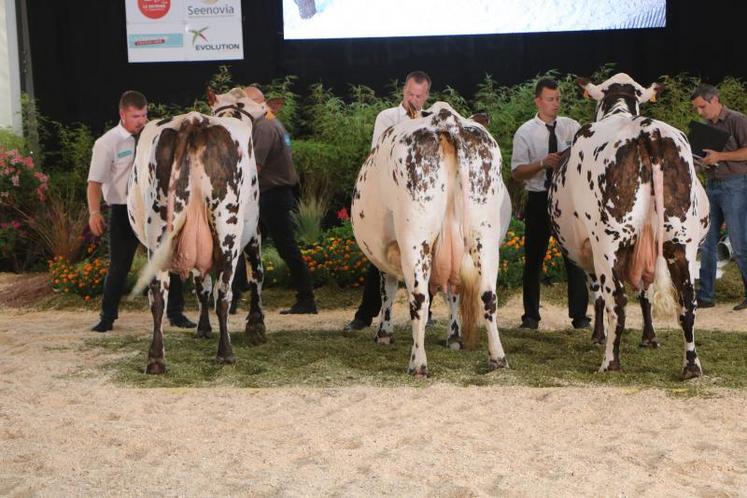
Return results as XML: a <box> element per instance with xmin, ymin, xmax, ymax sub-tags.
<box><xmin>650</xmin><ymin>94</ymin><xmax>657</xmax><ymax>103</ymax></box>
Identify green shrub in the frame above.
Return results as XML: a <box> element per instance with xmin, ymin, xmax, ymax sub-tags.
<box><xmin>0</xmin><ymin>127</ymin><xmax>27</xmax><ymax>153</ymax></box>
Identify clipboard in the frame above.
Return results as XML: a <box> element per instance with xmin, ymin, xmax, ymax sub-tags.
<box><xmin>688</xmin><ymin>120</ymin><xmax>730</xmax><ymax>159</ymax></box>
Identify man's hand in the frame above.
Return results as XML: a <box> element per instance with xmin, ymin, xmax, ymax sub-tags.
<box><xmin>89</xmin><ymin>212</ymin><xmax>105</xmax><ymax>237</ymax></box>
<box><xmin>702</xmin><ymin>148</ymin><xmax>720</xmax><ymax>166</ymax></box>
<box><xmin>543</xmin><ymin>152</ymin><xmax>562</xmax><ymax>170</ymax></box>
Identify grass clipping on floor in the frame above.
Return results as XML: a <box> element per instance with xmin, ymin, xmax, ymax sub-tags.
<box><xmin>86</xmin><ymin>323</ymin><xmax>747</xmax><ymax>394</ymax></box>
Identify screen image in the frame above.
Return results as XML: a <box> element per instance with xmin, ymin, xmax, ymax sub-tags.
<box><xmin>283</xmin><ymin>0</ymin><xmax>666</xmax><ymax>40</ymax></box>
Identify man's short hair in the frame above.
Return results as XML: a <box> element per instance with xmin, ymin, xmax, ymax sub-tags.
<box><xmin>691</xmin><ymin>83</ymin><xmax>719</xmax><ymax>102</ymax></box>
<box><xmin>535</xmin><ymin>78</ymin><xmax>559</xmax><ymax>97</ymax></box>
<box><xmin>405</xmin><ymin>70</ymin><xmax>432</xmax><ymax>91</ymax></box>
<box><xmin>119</xmin><ymin>90</ymin><xmax>147</xmax><ymax>110</ymax></box>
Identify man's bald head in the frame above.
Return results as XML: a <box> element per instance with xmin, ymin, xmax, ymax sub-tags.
<box><xmin>244</xmin><ymin>86</ymin><xmax>265</xmax><ymax>104</ymax></box>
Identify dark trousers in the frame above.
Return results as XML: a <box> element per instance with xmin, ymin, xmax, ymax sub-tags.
<box><xmin>522</xmin><ymin>191</ymin><xmax>588</xmax><ymax>323</ymax></box>
<box><xmin>100</xmin><ymin>205</ymin><xmax>185</xmax><ymax>321</ymax></box>
<box><xmin>258</xmin><ymin>186</ymin><xmax>314</xmax><ymax>300</ymax></box>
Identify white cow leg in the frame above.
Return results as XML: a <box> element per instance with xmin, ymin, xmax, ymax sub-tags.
<box><xmin>667</xmin><ymin>243</ymin><xmax>702</xmax><ymax>379</ymax></box>
<box><xmin>599</xmin><ymin>276</ymin><xmax>626</xmax><ymax>372</ymax></box>
<box><xmin>445</xmin><ymin>291</ymin><xmax>462</xmax><ymax>349</ymax></box>
<box><xmin>588</xmin><ymin>273</ymin><xmax>606</xmax><ymax>345</ymax></box>
<box><xmin>406</xmin><ymin>284</ymin><xmax>429</xmax><ymax>378</ymax></box>
<box><xmin>145</xmin><ymin>271</ymin><xmax>170</xmax><ymax>375</ymax></box>
<box><xmin>214</xmin><ymin>252</ymin><xmax>236</xmax><ymax>364</ymax></box>
<box><xmin>194</xmin><ymin>271</ymin><xmax>213</xmax><ymax>339</ymax></box>
<box><xmin>481</xmin><ymin>285</ymin><xmax>508</xmax><ymax>370</ymax></box>
<box><xmin>374</xmin><ymin>272</ymin><xmax>398</xmax><ymax>345</ymax></box>
<box><xmin>244</xmin><ymin>232</ymin><xmax>266</xmax><ymax>345</ymax></box>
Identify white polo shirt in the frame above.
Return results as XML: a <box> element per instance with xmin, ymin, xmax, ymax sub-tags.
<box><xmin>511</xmin><ymin>114</ymin><xmax>580</xmax><ymax>192</ymax></box>
<box><xmin>371</xmin><ymin>103</ymin><xmax>412</xmax><ymax>147</ymax></box>
<box><xmin>87</xmin><ymin>123</ymin><xmax>136</xmax><ymax>205</ymax></box>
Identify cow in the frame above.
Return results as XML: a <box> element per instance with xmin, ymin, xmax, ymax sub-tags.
<box><xmin>548</xmin><ymin>73</ymin><xmax>710</xmax><ymax>379</ymax></box>
<box><xmin>127</xmin><ymin>88</ymin><xmax>266</xmax><ymax>374</ymax></box>
<box><xmin>352</xmin><ymin>101</ymin><xmax>512</xmax><ymax>377</ymax></box>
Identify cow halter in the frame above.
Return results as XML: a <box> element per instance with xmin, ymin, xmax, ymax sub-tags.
<box><xmin>212</xmin><ymin>104</ymin><xmax>256</xmax><ymax>122</ymax></box>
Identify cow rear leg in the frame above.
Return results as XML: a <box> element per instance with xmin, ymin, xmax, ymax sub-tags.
<box><xmin>214</xmin><ymin>257</ymin><xmax>236</xmax><ymax>364</ymax></box>
<box><xmin>145</xmin><ymin>272</ymin><xmax>170</xmax><ymax>375</ymax></box>
<box><xmin>445</xmin><ymin>291</ymin><xmax>462</xmax><ymax>350</ymax></box>
<box><xmin>588</xmin><ymin>274</ymin><xmax>605</xmax><ymax>344</ymax></box>
<box><xmin>194</xmin><ymin>272</ymin><xmax>213</xmax><ymax>339</ymax></box>
<box><xmin>664</xmin><ymin>242</ymin><xmax>702</xmax><ymax>379</ymax></box>
<box><xmin>638</xmin><ymin>290</ymin><xmax>659</xmax><ymax>348</ymax></box>
<box><xmin>374</xmin><ymin>272</ymin><xmax>397</xmax><ymax>345</ymax></box>
<box><xmin>599</xmin><ymin>272</ymin><xmax>626</xmax><ymax>373</ymax></box>
<box><xmin>482</xmin><ymin>286</ymin><xmax>508</xmax><ymax>370</ymax></box>
<box><xmin>243</xmin><ymin>235</ymin><xmax>266</xmax><ymax>345</ymax></box>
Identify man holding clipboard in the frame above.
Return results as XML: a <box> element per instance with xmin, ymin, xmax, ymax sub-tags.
<box><xmin>690</xmin><ymin>84</ymin><xmax>747</xmax><ymax>310</ymax></box>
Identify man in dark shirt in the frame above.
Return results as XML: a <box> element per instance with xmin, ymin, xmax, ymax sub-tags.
<box><xmin>235</xmin><ymin>85</ymin><xmax>317</xmax><ymax>314</ymax></box>
<box><xmin>691</xmin><ymin>83</ymin><xmax>747</xmax><ymax>310</ymax></box>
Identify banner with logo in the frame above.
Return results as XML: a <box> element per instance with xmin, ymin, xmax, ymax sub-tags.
<box><xmin>125</xmin><ymin>0</ymin><xmax>243</xmax><ymax>62</ymax></box>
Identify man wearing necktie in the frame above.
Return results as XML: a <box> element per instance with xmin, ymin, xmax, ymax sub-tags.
<box><xmin>510</xmin><ymin>78</ymin><xmax>590</xmax><ymax>330</ymax></box>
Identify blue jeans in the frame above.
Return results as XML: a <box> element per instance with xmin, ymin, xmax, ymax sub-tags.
<box><xmin>698</xmin><ymin>175</ymin><xmax>747</xmax><ymax>302</ymax></box>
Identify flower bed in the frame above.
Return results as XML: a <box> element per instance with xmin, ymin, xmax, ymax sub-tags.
<box><xmin>48</xmin><ymin>255</ymin><xmax>108</xmax><ymax>300</ymax></box>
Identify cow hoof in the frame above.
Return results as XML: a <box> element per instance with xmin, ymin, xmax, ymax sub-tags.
<box><xmin>639</xmin><ymin>338</ymin><xmax>659</xmax><ymax>348</ymax></box>
<box><xmin>145</xmin><ymin>359</ymin><xmax>166</xmax><ymax>375</ymax></box>
<box><xmin>216</xmin><ymin>354</ymin><xmax>236</xmax><ymax>364</ymax></box>
<box><xmin>488</xmin><ymin>357</ymin><xmax>508</xmax><ymax>370</ymax></box>
<box><xmin>195</xmin><ymin>327</ymin><xmax>212</xmax><ymax>339</ymax></box>
<box><xmin>374</xmin><ymin>332</ymin><xmax>393</xmax><ymax>345</ymax></box>
<box><xmin>447</xmin><ymin>338</ymin><xmax>463</xmax><ymax>350</ymax></box>
<box><xmin>599</xmin><ymin>360</ymin><xmax>621</xmax><ymax>372</ymax></box>
<box><xmin>408</xmin><ymin>365</ymin><xmax>428</xmax><ymax>378</ymax></box>
<box><xmin>681</xmin><ymin>364</ymin><xmax>702</xmax><ymax>380</ymax></box>
<box><xmin>245</xmin><ymin>320</ymin><xmax>267</xmax><ymax>346</ymax></box>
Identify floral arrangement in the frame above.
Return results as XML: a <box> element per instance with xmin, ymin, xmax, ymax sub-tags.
<box><xmin>48</xmin><ymin>255</ymin><xmax>108</xmax><ymax>300</ymax></box>
<box><xmin>498</xmin><ymin>218</ymin><xmax>566</xmax><ymax>288</ymax></box>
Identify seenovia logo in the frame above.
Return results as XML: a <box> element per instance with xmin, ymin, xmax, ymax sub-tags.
<box><xmin>138</xmin><ymin>0</ymin><xmax>171</xmax><ymax>19</ymax></box>
<box><xmin>187</xmin><ymin>0</ymin><xmax>236</xmax><ymax>17</ymax></box>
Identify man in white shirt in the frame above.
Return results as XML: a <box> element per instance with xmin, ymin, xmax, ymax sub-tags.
<box><xmin>511</xmin><ymin>78</ymin><xmax>590</xmax><ymax>330</ymax></box>
<box><xmin>344</xmin><ymin>71</ymin><xmax>433</xmax><ymax>333</ymax></box>
<box><xmin>87</xmin><ymin>91</ymin><xmax>195</xmax><ymax>332</ymax></box>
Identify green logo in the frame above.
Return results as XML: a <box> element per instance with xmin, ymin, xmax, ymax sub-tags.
<box><xmin>189</xmin><ymin>26</ymin><xmax>209</xmax><ymax>46</ymax></box>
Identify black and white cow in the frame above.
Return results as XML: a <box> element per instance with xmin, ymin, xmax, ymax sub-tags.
<box><xmin>127</xmin><ymin>88</ymin><xmax>265</xmax><ymax>374</ymax></box>
<box><xmin>549</xmin><ymin>73</ymin><xmax>710</xmax><ymax>379</ymax></box>
<box><xmin>352</xmin><ymin>102</ymin><xmax>512</xmax><ymax>377</ymax></box>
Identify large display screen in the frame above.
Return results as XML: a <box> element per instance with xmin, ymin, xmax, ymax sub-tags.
<box><xmin>283</xmin><ymin>0</ymin><xmax>666</xmax><ymax>40</ymax></box>
<box><xmin>126</xmin><ymin>0</ymin><xmax>244</xmax><ymax>63</ymax></box>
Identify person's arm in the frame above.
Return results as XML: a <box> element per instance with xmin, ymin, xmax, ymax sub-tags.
<box><xmin>87</xmin><ymin>181</ymin><xmax>106</xmax><ymax>236</ymax></box>
<box><xmin>86</xmin><ymin>139</ymin><xmax>112</xmax><ymax>236</ymax></box>
<box><xmin>702</xmin><ymin>147</ymin><xmax>747</xmax><ymax>165</ymax></box>
<box><xmin>252</xmin><ymin>122</ymin><xmax>274</xmax><ymax>172</ymax></box>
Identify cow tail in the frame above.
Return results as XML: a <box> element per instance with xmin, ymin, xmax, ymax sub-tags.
<box><xmin>649</xmin><ymin>162</ymin><xmax>677</xmax><ymax>318</ymax></box>
<box><xmin>451</xmin><ymin>131</ymin><xmax>482</xmax><ymax>350</ymax></box>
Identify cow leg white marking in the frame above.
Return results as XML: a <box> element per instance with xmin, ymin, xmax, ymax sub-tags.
<box><xmin>194</xmin><ymin>271</ymin><xmax>213</xmax><ymax>339</ymax></box>
<box><xmin>481</xmin><ymin>281</ymin><xmax>508</xmax><ymax>370</ymax></box>
<box><xmin>401</xmin><ymin>247</ymin><xmax>430</xmax><ymax>378</ymax></box>
<box><xmin>244</xmin><ymin>233</ymin><xmax>266</xmax><ymax>345</ymax></box>
<box><xmin>445</xmin><ymin>291</ymin><xmax>462</xmax><ymax>349</ymax></box>
<box><xmin>588</xmin><ymin>274</ymin><xmax>606</xmax><ymax>345</ymax></box>
<box><xmin>638</xmin><ymin>289</ymin><xmax>658</xmax><ymax>348</ymax></box>
<box><xmin>374</xmin><ymin>273</ymin><xmax>398</xmax><ymax>344</ymax></box>
<box><xmin>599</xmin><ymin>274</ymin><xmax>626</xmax><ymax>373</ymax></box>
<box><xmin>145</xmin><ymin>271</ymin><xmax>170</xmax><ymax>375</ymax></box>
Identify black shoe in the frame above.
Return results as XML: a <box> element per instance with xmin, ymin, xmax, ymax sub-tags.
<box><xmin>697</xmin><ymin>298</ymin><xmax>715</xmax><ymax>309</ymax></box>
<box><xmin>169</xmin><ymin>314</ymin><xmax>197</xmax><ymax>328</ymax></box>
<box><xmin>733</xmin><ymin>300</ymin><xmax>747</xmax><ymax>311</ymax></box>
<box><xmin>518</xmin><ymin>317</ymin><xmax>539</xmax><ymax>330</ymax></box>
<box><xmin>572</xmin><ymin>317</ymin><xmax>592</xmax><ymax>329</ymax></box>
<box><xmin>279</xmin><ymin>299</ymin><xmax>318</xmax><ymax>315</ymax></box>
<box><xmin>91</xmin><ymin>319</ymin><xmax>113</xmax><ymax>333</ymax></box>
<box><xmin>343</xmin><ymin>318</ymin><xmax>369</xmax><ymax>333</ymax></box>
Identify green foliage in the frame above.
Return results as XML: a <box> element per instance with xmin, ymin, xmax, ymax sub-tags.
<box><xmin>497</xmin><ymin>217</ymin><xmax>566</xmax><ymax>288</ymax></box>
<box><xmin>293</xmin><ymin>191</ymin><xmax>327</xmax><ymax>245</ymax></box>
<box><xmin>264</xmin><ymin>75</ymin><xmax>300</xmax><ymax>134</ymax></box>
<box><xmin>291</xmin><ymin>138</ymin><xmax>359</xmax><ymax>203</ymax></box>
<box><xmin>0</xmin><ymin>127</ymin><xmax>27</xmax><ymax>153</ymax></box>
<box><xmin>207</xmin><ymin>65</ymin><xmax>236</xmax><ymax>94</ymax></box>
<box><xmin>48</xmin><ymin>255</ymin><xmax>108</xmax><ymax>300</ymax></box>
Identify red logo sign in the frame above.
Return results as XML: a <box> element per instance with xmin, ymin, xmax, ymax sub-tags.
<box><xmin>138</xmin><ymin>0</ymin><xmax>171</xmax><ymax>19</ymax></box>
